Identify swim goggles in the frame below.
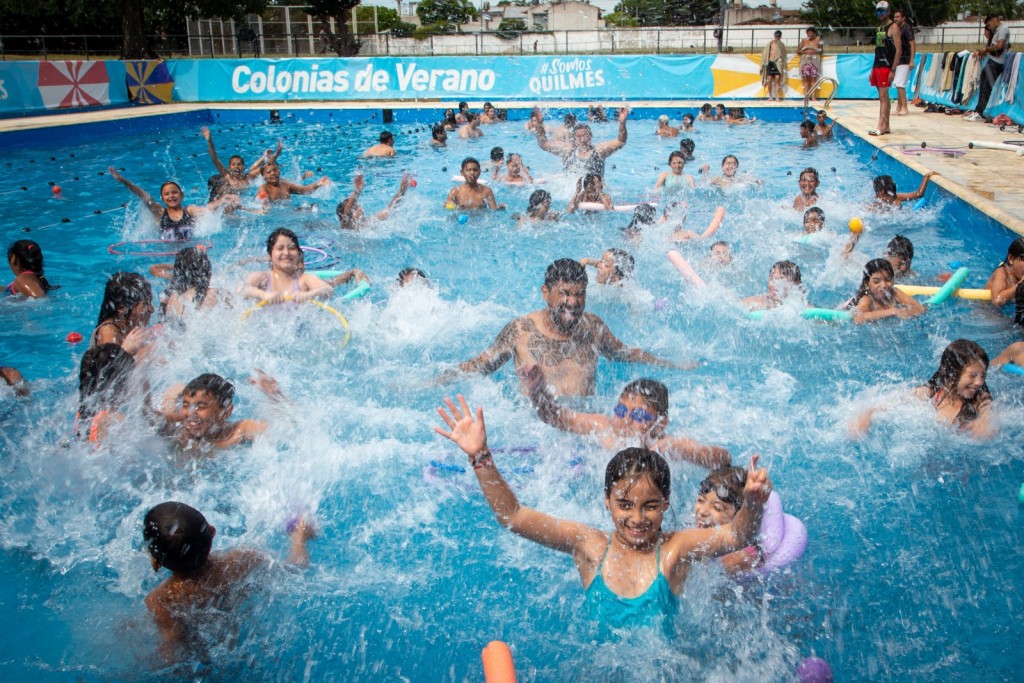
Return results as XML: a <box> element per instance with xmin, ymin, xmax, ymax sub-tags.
<box><xmin>613</xmin><ymin>403</ymin><xmax>656</xmax><ymax>424</ymax></box>
<box><xmin>698</xmin><ymin>480</ymin><xmax>742</xmax><ymax>508</ymax></box>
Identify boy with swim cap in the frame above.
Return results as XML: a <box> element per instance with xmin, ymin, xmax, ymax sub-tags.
<box><xmin>445</xmin><ymin>157</ymin><xmax>504</xmax><ymax>210</ymax></box>
<box><xmin>142</xmin><ymin>501</ymin><xmax>315</xmax><ymax>662</ymax></box>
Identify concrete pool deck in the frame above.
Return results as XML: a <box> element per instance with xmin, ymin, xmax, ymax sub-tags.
<box><xmin>3</xmin><ymin>99</ymin><xmax>1023</xmax><ymax>235</ymax></box>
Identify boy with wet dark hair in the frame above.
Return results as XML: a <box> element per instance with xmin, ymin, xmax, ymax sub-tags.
<box><xmin>160</xmin><ymin>371</ymin><xmax>284</xmax><ymax>450</ymax></box>
<box><xmin>142</xmin><ymin>501</ymin><xmax>315</xmax><ymax>662</ymax></box>
<box><xmin>445</xmin><ymin>157</ymin><xmax>504</xmax><ymax>210</ymax></box>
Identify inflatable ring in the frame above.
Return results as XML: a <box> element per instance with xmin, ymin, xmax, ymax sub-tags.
<box><xmin>107</xmin><ymin>239</ymin><xmax>213</xmax><ymax>257</ymax></box>
<box><xmin>925</xmin><ymin>267</ymin><xmax>969</xmax><ymax>306</ymax></box>
<box><xmin>241</xmin><ymin>297</ymin><xmax>351</xmax><ymax>346</ymax></box>
<box><xmin>895</xmin><ymin>284</ymin><xmax>991</xmax><ymax>301</ymax></box>
<box><xmin>752</xmin><ymin>491</ymin><xmax>808</xmax><ymax>576</ymax></box>
<box><xmin>300</xmin><ymin>246</ymin><xmax>330</xmax><ymax>266</ymax></box>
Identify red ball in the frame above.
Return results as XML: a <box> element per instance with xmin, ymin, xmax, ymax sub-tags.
<box><xmin>65</xmin><ymin>332</ymin><xmax>83</xmax><ymax>344</ymax></box>
<box><xmin>52</xmin><ymin>185</ymin><xmax>62</xmax><ymax>195</ymax></box>
<box><xmin>408</xmin><ymin>179</ymin><xmax>417</xmax><ymax>188</ymax></box>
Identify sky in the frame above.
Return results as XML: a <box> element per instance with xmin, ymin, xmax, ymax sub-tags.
<box><xmin>362</xmin><ymin>0</ymin><xmax>805</xmax><ymax>17</ymax></box>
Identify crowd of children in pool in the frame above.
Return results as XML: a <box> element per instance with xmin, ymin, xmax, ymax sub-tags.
<box><xmin>4</xmin><ymin>102</ymin><xmax>1024</xmax><ymax>669</ymax></box>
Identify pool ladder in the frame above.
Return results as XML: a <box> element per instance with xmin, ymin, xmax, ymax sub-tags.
<box><xmin>803</xmin><ymin>76</ymin><xmax>839</xmax><ymax>119</ymax></box>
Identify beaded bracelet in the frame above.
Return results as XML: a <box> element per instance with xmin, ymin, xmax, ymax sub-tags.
<box><xmin>471</xmin><ymin>448</ymin><xmax>494</xmax><ymax>470</ymax></box>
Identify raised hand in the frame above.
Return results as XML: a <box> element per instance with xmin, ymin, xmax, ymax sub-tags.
<box><xmin>434</xmin><ymin>394</ymin><xmax>488</xmax><ymax>458</ymax></box>
<box><xmin>743</xmin><ymin>454</ymin><xmax>772</xmax><ymax>506</ymax></box>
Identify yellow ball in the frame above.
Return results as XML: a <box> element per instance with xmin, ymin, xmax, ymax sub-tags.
<box><xmin>445</xmin><ymin>201</ymin><xmax>456</xmax><ymax>211</ymax></box>
<box><xmin>848</xmin><ymin>217</ymin><xmax>863</xmax><ymax>234</ymax></box>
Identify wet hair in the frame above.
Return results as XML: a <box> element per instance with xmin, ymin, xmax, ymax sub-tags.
<box><xmin>668</xmin><ymin>150</ymin><xmax>686</xmax><ymax>165</ymax></box>
<box><xmin>266</xmin><ymin>227</ymin><xmax>300</xmax><ymax>255</ymax></box>
<box><xmin>620</xmin><ymin>378</ymin><xmax>668</xmax><ymax>417</ymax></box>
<box><xmin>261</xmin><ymin>162</ymin><xmax>280</xmax><ymax>176</ymax></box>
<box><xmin>460</xmin><ymin>157</ymin><xmax>480</xmax><ymax>171</ymax></box>
<box><xmin>800</xmin><ymin>167</ymin><xmax>820</xmax><ymax>183</ymax></box>
<box><xmin>163</xmin><ymin>247</ymin><xmax>211</xmax><ymax>312</ymax></box>
<box><xmin>207</xmin><ymin>174</ymin><xmax>225</xmax><ymax>202</ymax></box>
<box><xmin>573</xmin><ymin>123</ymin><xmax>592</xmax><ymax>141</ymax></box>
<box><xmin>679</xmin><ymin>138</ymin><xmax>696</xmax><ymax>158</ymax></box>
<box><xmin>7</xmin><ymin>240</ymin><xmax>56</xmax><ymax>291</ymax></box>
<box><xmin>886</xmin><ymin>234</ymin><xmax>914</xmax><ymax>263</ymax></box>
<box><xmin>770</xmin><ymin>260</ymin><xmax>802</xmax><ymax>284</ymax></box>
<box><xmin>397</xmin><ymin>267</ymin><xmax>427</xmax><ymax>285</ymax></box>
<box><xmin>78</xmin><ymin>343</ymin><xmax>135</xmax><ymax>423</ymax></box>
<box><xmin>1001</xmin><ymin>237</ymin><xmax>1024</xmax><ymax>266</ymax></box>
<box><xmin>581</xmin><ymin>173</ymin><xmax>602</xmax><ymax>192</ymax></box>
<box><xmin>587</xmin><ymin>106</ymin><xmax>607</xmax><ymax>122</ymax></box>
<box><xmin>722</xmin><ymin>154</ymin><xmax>739</xmax><ymax>168</ymax></box>
<box><xmin>1015</xmin><ymin>280</ymin><xmax>1024</xmax><ymax>326</ymax></box>
<box><xmin>606</xmin><ymin>248</ymin><xmax>635</xmax><ymax>280</ymax></box>
<box><xmin>804</xmin><ymin>207</ymin><xmax>825</xmax><ymax>224</ymax></box>
<box><xmin>851</xmin><ymin>258</ymin><xmax>895</xmax><ymax>304</ymax></box>
<box><xmin>380</xmin><ymin>131</ymin><xmax>394</xmax><ymax>144</ymax></box>
<box><xmin>432</xmin><ymin>123</ymin><xmax>446</xmax><ymax>140</ymax></box>
<box><xmin>443</xmin><ymin>109</ymin><xmax>458</xmax><ymax>127</ymax></box>
<box><xmin>873</xmin><ymin>175</ymin><xmax>898</xmax><ymax>197</ymax></box>
<box><xmin>490</xmin><ymin>147</ymin><xmax>504</xmax><ymax>162</ymax></box>
<box><xmin>698</xmin><ymin>466</ymin><xmax>747</xmax><ymax>510</ymax></box>
<box><xmin>624</xmin><ymin>203</ymin><xmax>657</xmax><ymax>234</ymax></box>
<box><xmin>143</xmin><ymin>502</ymin><xmax>215</xmax><ymax>574</ymax></box>
<box><xmin>710</xmin><ymin>240</ymin><xmax>730</xmax><ymax>251</ymax></box>
<box><xmin>800</xmin><ymin>120</ymin><xmax>816</xmax><ymax>134</ymax></box>
<box><xmin>458</xmin><ymin>101</ymin><xmax>469</xmax><ymax>112</ymax></box>
<box><xmin>544</xmin><ymin>258</ymin><xmax>587</xmax><ymax>288</ymax></box>
<box><xmin>926</xmin><ymin>339</ymin><xmax>992</xmax><ymax>425</ymax></box>
<box><xmin>527</xmin><ymin>189</ymin><xmax>552</xmax><ymax>216</ymax></box>
<box><xmin>715</xmin><ymin>104</ymin><xmax>726</xmax><ymax>112</ymax></box>
<box><xmin>682</xmin><ymin>113</ymin><xmax>694</xmax><ymax>124</ymax></box>
<box><xmin>604</xmin><ymin>448</ymin><xmax>671</xmax><ymax>500</ymax></box>
<box><xmin>159</xmin><ymin>181</ymin><xmax>184</xmax><ymax>198</ymax></box>
<box><xmin>700</xmin><ymin>103</ymin><xmax>712</xmax><ymax>114</ymax></box>
<box><xmin>184</xmin><ymin>373</ymin><xmax>235</xmax><ymax>408</ymax></box>
<box><xmin>96</xmin><ymin>272</ymin><xmax>153</xmax><ymax>326</ymax></box>
<box><xmin>483</xmin><ymin>101</ymin><xmax>494</xmax><ymax>110</ymax></box>
<box><xmin>564</xmin><ymin>113</ymin><xmax>578</xmax><ymax>127</ymax></box>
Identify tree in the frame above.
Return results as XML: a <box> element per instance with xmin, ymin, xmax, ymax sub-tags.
<box><xmin>495</xmin><ymin>17</ymin><xmax>527</xmax><ymax>38</ymax></box>
<box><xmin>416</xmin><ymin>0</ymin><xmax>479</xmax><ymax>31</ymax></box>
<box><xmin>662</xmin><ymin>0</ymin><xmax>718</xmax><ymax>25</ymax></box>
<box><xmin>800</xmin><ymin>0</ymin><xmax>875</xmax><ymax>28</ymax></box>
<box><xmin>308</xmin><ymin>0</ymin><xmax>362</xmax><ymax>56</ymax></box>
<box><xmin>603</xmin><ymin>11</ymin><xmax>640</xmax><ymax>26</ymax></box>
<box><xmin>612</xmin><ymin>0</ymin><xmax>663</xmax><ymax>26</ymax></box>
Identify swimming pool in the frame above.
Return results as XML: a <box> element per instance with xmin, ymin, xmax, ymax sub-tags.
<box><xmin>1</xmin><ymin>106</ymin><xmax>1023</xmax><ymax>681</ymax></box>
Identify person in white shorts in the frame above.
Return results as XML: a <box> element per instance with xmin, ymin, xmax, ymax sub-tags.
<box><xmin>893</xmin><ymin>8</ymin><xmax>915</xmax><ymax>116</ymax></box>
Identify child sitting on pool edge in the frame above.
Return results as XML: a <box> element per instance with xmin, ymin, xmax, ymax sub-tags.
<box><xmin>142</xmin><ymin>501</ymin><xmax>315</xmax><ymax>663</ymax></box>
<box><xmin>434</xmin><ymin>393</ymin><xmax>771</xmax><ymax>631</ymax></box>
<box><xmin>445</xmin><ymin>157</ymin><xmax>504</xmax><ymax>211</ymax></box>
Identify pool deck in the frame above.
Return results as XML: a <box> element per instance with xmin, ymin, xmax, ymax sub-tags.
<box><xmin>3</xmin><ymin>98</ymin><xmax>1023</xmax><ymax>236</ymax></box>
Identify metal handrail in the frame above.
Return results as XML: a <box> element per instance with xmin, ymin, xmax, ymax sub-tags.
<box><xmin>804</xmin><ymin>76</ymin><xmax>839</xmax><ymax>118</ymax></box>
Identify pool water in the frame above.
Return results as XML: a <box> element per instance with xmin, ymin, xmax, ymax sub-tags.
<box><xmin>2</xmin><ymin>108</ymin><xmax>1024</xmax><ymax>681</ymax></box>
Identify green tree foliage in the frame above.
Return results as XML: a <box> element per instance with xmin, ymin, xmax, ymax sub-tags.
<box><xmin>355</xmin><ymin>5</ymin><xmax>415</xmax><ymax>35</ymax></box>
<box><xmin>416</xmin><ymin>0</ymin><xmax>480</xmax><ymax>31</ymax></box>
<box><xmin>603</xmin><ymin>11</ymin><xmax>640</xmax><ymax>26</ymax></box>
<box><xmin>800</xmin><ymin>0</ymin><xmax>876</xmax><ymax>28</ymax></box>
<box><xmin>612</xmin><ymin>0</ymin><xmax>717</xmax><ymax>26</ymax></box>
<box><xmin>950</xmin><ymin>0</ymin><xmax>1022</xmax><ymax>19</ymax></box>
<box><xmin>0</xmin><ymin>0</ymin><xmax>267</xmax><ymax>58</ymax></box>
<box><xmin>495</xmin><ymin>17</ymin><xmax>528</xmax><ymax>39</ymax></box>
<box><xmin>308</xmin><ymin>0</ymin><xmax>362</xmax><ymax>55</ymax></box>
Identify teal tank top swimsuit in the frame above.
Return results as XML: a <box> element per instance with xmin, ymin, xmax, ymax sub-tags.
<box><xmin>583</xmin><ymin>536</ymin><xmax>679</xmax><ymax>629</ymax></box>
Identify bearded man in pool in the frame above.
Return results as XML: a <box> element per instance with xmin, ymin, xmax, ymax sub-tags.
<box><xmin>439</xmin><ymin>259</ymin><xmax>692</xmax><ymax>397</ymax></box>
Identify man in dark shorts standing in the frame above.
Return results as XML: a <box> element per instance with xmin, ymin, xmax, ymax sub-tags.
<box><xmin>966</xmin><ymin>14</ymin><xmax>1012</xmax><ymax>122</ymax></box>
<box><xmin>868</xmin><ymin>1</ymin><xmax>902</xmax><ymax>135</ymax></box>
<box><xmin>761</xmin><ymin>31</ymin><xmax>788</xmax><ymax>102</ymax></box>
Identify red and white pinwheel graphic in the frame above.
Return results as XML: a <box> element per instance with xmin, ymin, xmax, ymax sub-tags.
<box><xmin>37</xmin><ymin>61</ymin><xmax>110</xmax><ymax>109</ymax></box>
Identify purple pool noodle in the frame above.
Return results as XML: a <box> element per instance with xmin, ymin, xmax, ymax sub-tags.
<box><xmin>796</xmin><ymin>657</ymin><xmax>833</xmax><ymax>683</ymax></box>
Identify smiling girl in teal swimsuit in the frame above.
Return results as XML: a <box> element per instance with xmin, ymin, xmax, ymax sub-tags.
<box><xmin>434</xmin><ymin>394</ymin><xmax>772</xmax><ymax>630</ymax></box>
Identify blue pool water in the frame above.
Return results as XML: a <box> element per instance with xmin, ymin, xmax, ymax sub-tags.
<box><xmin>1</xmin><ymin>107</ymin><xmax>1024</xmax><ymax>680</ymax></box>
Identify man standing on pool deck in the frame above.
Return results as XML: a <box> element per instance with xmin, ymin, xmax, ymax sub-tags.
<box><xmin>761</xmin><ymin>31</ymin><xmax>788</xmax><ymax>101</ymax></box>
<box><xmin>439</xmin><ymin>259</ymin><xmax>687</xmax><ymax>397</ymax></box>
<box><xmin>892</xmin><ymin>8</ymin><xmax>916</xmax><ymax>117</ymax></box>
<box><xmin>966</xmin><ymin>14</ymin><xmax>1011</xmax><ymax>122</ymax></box>
<box><xmin>868</xmin><ymin>1</ymin><xmax>901</xmax><ymax>136</ymax></box>
<box><xmin>531</xmin><ymin>107</ymin><xmax>628</xmax><ymax>180</ymax></box>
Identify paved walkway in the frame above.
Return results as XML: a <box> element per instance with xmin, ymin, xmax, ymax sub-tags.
<box><xmin>3</xmin><ymin>99</ymin><xmax>1023</xmax><ymax>235</ymax></box>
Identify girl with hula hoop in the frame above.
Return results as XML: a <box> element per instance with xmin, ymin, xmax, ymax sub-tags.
<box><xmin>240</xmin><ymin>228</ymin><xmax>332</xmax><ymax>305</ymax></box>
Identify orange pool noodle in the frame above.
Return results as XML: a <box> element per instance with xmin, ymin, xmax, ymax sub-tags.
<box><xmin>481</xmin><ymin>641</ymin><xmax>516</xmax><ymax>683</ymax></box>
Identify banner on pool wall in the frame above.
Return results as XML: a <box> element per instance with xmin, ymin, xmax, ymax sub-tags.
<box><xmin>0</xmin><ymin>61</ymin><xmax>129</xmax><ymax>115</ymax></box>
<box><xmin>165</xmin><ymin>54</ymin><xmax>880</xmax><ymax>103</ymax></box>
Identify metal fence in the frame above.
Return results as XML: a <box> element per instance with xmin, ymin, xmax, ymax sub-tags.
<box><xmin>0</xmin><ymin>22</ymin><xmax>1013</xmax><ymax>60</ymax></box>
